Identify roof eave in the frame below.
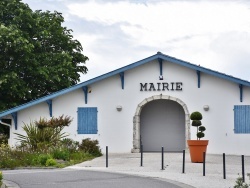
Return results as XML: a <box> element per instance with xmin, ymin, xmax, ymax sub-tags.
<box><xmin>1</xmin><ymin>52</ymin><xmax>250</xmax><ymax>118</ymax></box>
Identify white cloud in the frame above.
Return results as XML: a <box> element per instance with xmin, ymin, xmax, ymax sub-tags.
<box><xmin>68</xmin><ymin>1</ymin><xmax>250</xmax><ymax>38</ymax></box>
<box><xmin>22</xmin><ymin>0</ymin><xmax>250</xmax><ymax>81</ymax></box>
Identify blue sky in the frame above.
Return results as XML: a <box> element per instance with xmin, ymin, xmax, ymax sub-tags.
<box><xmin>22</xmin><ymin>0</ymin><xmax>250</xmax><ymax>82</ymax></box>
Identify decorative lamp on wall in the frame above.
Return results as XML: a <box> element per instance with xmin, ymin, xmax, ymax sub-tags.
<box><xmin>203</xmin><ymin>105</ymin><xmax>209</xmax><ymax>111</ymax></box>
<box><xmin>116</xmin><ymin>105</ymin><xmax>122</xmax><ymax>111</ymax></box>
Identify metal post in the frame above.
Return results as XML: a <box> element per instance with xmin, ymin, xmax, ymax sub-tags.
<box><xmin>106</xmin><ymin>146</ymin><xmax>108</xmax><ymax>168</ymax></box>
<box><xmin>242</xmin><ymin>155</ymin><xmax>245</xmax><ymax>182</ymax></box>
<box><xmin>182</xmin><ymin>150</ymin><xmax>185</xmax><ymax>174</ymax></box>
<box><xmin>161</xmin><ymin>146</ymin><xmax>164</xmax><ymax>170</ymax></box>
<box><xmin>223</xmin><ymin>153</ymin><xmax>226</xmax><ymax>179</ymax></box>
<box><xmin>203</xmin><ymin>152</ymin><xmax>206</xmax><ymax>176</ymax></box>
<box><xmin>140</xmin><ymin>135</ymin><xmax>142</xmax><ymax>146</ymax></box>
<box><xmin>140</xmin><ymin>145</ymin><xmax>143</xmax><ymax>167</ymax></box>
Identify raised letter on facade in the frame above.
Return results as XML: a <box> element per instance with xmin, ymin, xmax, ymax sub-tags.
<box><xmin>157</xmin><ymin>83</ymin><xmax>161</xmax><ymax>91</ymax></box>
<box><xmin>170</xmin><ymin>82</ymin><xmax>175</xmax><ymax>91</ymax></box>
<box><xmin>176</xmin><ymin>82</ymin><xmax>183</xmax><ymax>91</ymax></box>
<box><xmin>149</xmin><ymin>83</ymin><xmax>156</xmax><ymax>91</ymax></box>
<box><xmin>162</xmin><ymin>83</ymin><xmax>169</xmax><ymax>91</ymax></box>
<box><xmin>140</xmin><ymin>83</ymin><xmax>148</xmax><ymax>91</ymax></box>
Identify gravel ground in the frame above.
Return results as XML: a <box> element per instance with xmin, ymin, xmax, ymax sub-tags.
<box><xmin>66</xmin><ymin>152</ymin><xmax>250</xmax><ymax>188</ymax></box>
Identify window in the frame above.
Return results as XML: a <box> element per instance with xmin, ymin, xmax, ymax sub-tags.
<box><xmin>77</xmin><ymin>107</ymin><xmax>97</xmax><ymax>134</ymax></box>
<box><xmin>234</xmin><ymin>105</ymin><xmax>250</xmax><ymax>133</ymax></box>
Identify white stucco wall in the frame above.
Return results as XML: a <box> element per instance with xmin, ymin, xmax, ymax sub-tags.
<box><xmin>8</xmin><ymin>60</ymin><xmax>250</xmax><ymax>155</ymax></box>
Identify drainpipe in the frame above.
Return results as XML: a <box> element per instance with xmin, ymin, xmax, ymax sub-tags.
<box><xmin>0</xmin><ymin>121</ymin><xmax>11</xmax><ymax>127</ymax></box>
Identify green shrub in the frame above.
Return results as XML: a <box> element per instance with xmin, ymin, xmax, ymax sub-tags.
<box><xmin>38</xmin><ymin>154</ymin><xmax>52</xmax><ymax>165</ymax></box>
<box><xmin>199</xmin><ymin>126</ymin><xmax>206</xmax><ymax>132</ymax></box>
<box><xmin>0</xmin><ymin>171</ymin><xmax>2</xmax><ymax>186</ymax></box>
<box><xmin>78</xmin><ymin>138</ymin><xmax>102</xmax><ymax>156</ymax></box>
<box><xmin>45</xmin><ymin>159</ymin><xmax>57</xmax><ymax>166</ymax></box>
<box><xmin>197</xmin><ymin>132</ymin><xmax>205</xmax><ymax>139</ymax></box>
<box><xmin>190</xmin><ymin>111</ymin><xmax>206</xmax><ymax>140</ymax></box>
<box><xmin>0</xmin><ymin>134</ymin><xmax>8</xmax><ymax>144</ymax></box>
<box><xmin>70</xmin><ymin>152</ymin><xmax>93</xmax><ymax>161</ymax></box>
<box><xmin>52</xmin><ymin>149</ymin><xmax>70</xmax><ymax>161</ymax></box>
<box><xmin>234</xmin><ymin>177</ymin><xmax>249</xmax><ymax>188</ymax></box>
<box><xmin>31</xmin><ymin>156</ymin><xmax>40</xmax><ymax>166</ymax></box>
<box><xmin>0</xmin><ymin>138</ymin><xmax>101</xmax><ymax>169</ymax></box>
<box><xmin>0</xmin><ymin>143</ymin><xmax>11</xmax><ymax>159</ymax></box>
<box><xmin>0</xmin><ymin>144</ymin><xmax>18</xmax><ymax>169</ymax></box>
<box><xmin>192</xmin><ymin>120</ymin><xmax>202</xmax><ymax>127</ymax></box>
<box><xmin>0</xmin><ymin>171</ymin><xmax>3</xmax><ymax>180</ymax></box>
<box><xmin>61</xmin><ymin>138</ymin><xmax>79</xmax><ymax>152</ymax></box>
<box><xmin>190</xmin><ymin>111</ymin><xmax>202</xmax><ymax>120</ymax></box>
<box><xmin>0</xmin><ymin>158</ymin><xmax>18</xmax><ymax>169</ymax></box>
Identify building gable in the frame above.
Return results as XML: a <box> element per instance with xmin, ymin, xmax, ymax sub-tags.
<box><xmin>1</xmin><ymin>51</ymin><xmax>249</xmax><ymax>121</ymax></box>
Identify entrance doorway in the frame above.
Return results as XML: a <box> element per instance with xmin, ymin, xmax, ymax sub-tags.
<box><xmin>132</xmin><ymin>95</ymin><xmax>190</xmax><ymax>153</ymax></box>
<box><xmin>140</xmin><ymin>99</ymin><xmax>185</xmax><ymax>152</ymax></box>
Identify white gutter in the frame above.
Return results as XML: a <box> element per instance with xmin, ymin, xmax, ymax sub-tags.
<box><xmin>0</xmin><ymin>121</ymin><xmax>11</xmax><ymax>127</ymax></box>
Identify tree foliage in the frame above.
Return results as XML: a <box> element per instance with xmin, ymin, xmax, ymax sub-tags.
<box><xmin>0</xmin><ymin>0</ymin><xmax>88</xmax><ymax>111</ymax></box>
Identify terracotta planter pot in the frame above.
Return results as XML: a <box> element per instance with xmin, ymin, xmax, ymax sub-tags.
<box><xmin>187</xmin><ymin>140</ymin><xmax>209</xmax><ymax>163</ymax></box>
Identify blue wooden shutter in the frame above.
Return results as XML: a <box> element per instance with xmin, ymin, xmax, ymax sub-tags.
<box><xmin>234</xmin><ymin>105</ymin><xmax>250</xmax><ymax>133</ymax></box>
<box><xmin>78</xmin><ymin>107</ymin><xmax>97</xmax><ymax>134</ymax></box>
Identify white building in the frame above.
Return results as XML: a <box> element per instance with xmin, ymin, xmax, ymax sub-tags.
<box><xmin>1</xmin><ymin>52</ymin><xmax>250</xmax><ymax>155</ymax></box>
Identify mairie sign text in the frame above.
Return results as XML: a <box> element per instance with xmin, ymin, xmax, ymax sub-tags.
<box><xmin>140</xmin><ymin>82</ymin><xmax>183</xmax><ymax>91</ymax></box>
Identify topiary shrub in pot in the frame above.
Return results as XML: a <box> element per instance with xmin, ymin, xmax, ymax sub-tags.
<box><xmin>190</xmin><ymin>111</ymin><xmax>206</xmax><ymax>140</ymax></box>
<box><xmin>187</xmin><ymin>111</ymin><xmax>208</xmax><ymax>163</ymax></box>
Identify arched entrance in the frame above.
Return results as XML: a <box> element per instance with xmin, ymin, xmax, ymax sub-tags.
<box><xmin>132</xmin><ymin>95</ymin><xmax>190</xmax><ymax>152</ymax></box>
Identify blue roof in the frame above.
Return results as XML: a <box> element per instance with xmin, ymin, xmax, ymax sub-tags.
<box><xmin>1</xmin><ymin>52</ymin><xmax>250</xmax><ymax>118</ymax></box>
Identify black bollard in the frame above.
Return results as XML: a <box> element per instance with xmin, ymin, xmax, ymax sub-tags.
<box><xmin>106</xmin><ymin>146</ymin><xmax>108</xmax><ymax>168</ymax></box>
<box><xmin>161</xmin><ymin>146</ymin><xmax>164</xmax><ymax>170</ymax></box>
<box><xmin>182</xmin><ymin>150</ymin><xmax>185</xmax><ymax>174</ymax></box>
<box><xmin>223</xmin><ymin>153</ymin><xmax>226</xmax><ymax>179</ymax></box>
<box><xmin>140</xmin><ymin>135</ymin><xmax>142</xmax><ymax>146</ymax></box>
<box><xmin>242</xmin><ymin>155</ymin><xmax>245</xmax><ymax>182</ymax></box>
<box><xmin>140</xmin><ymin>145</ymin><xmax>143</xmax><ymax>167</ymax></box>
<box><xmin>203</xmin><ymin>152</ymin><xmax>206</xmax><ymax>176</ymax></box>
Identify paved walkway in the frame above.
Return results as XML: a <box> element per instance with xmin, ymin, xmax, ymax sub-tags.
<box><xmin>66</xmin><ymin>152</ymin><xmax>250</xmax><ymax>188</ymax></box>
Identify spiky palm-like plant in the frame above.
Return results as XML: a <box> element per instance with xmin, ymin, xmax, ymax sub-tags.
<box><xmin>15</xmin><ymin>115</ymin><xmax>72</xmax><ymax>150</ymax></box>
